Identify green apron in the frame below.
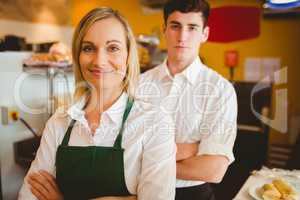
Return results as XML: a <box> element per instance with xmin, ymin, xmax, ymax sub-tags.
<box><xmin>55</xmin><ymin>99</ymin><xmax>133</xmax><ymax>199</ymax></box>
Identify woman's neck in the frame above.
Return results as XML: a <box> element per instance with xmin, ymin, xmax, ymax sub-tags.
<box><xmin>85</xmin><ymin>86</ymin><xmax>123</xmax><ymax>114</ymax></box>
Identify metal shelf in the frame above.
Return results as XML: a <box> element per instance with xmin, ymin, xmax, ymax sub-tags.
<box><xmin>23</xmin><ymin>65</ymin><xmax>73</xmax><ymax>117</ymax></box>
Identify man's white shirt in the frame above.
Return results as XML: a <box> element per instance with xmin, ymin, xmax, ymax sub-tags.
<box><xmin>137</xmin><ymin>57</ymin><xmax>237</xmax><ymax>188</ymax></box>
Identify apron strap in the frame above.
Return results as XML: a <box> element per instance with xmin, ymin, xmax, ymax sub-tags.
<box><xmin>113</xmin><ymin>99</ymin><xmax>134</xmax><ymax>149</ymax></box>
<box><xmin>61</xmin><ymin>119</ymin><xmax>76</xmax><ymax>146</ymax></box>
<box><xmin>61</xmin><ymin>98</ymin><xmax>134</xmax><ymax>147</ymax></box>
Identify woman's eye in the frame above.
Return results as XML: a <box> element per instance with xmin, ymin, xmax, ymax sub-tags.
<box><xmin>81</xmin><ymin>45</ymin><xmax>94</xmax><ymax>53</ymax></box>
<box><xmin>107</xmin><ymin>45</ymin><xmax>120</xmax><ymax>52</ymax></box>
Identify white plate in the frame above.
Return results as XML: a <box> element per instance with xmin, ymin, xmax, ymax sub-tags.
<box><xmin>248</xmin><ymin>180</ymin><xmax>300</xmax><ymax>200</ymax></box>
<box><xmin>248</xmin><ymin>183</ymin><xmax>264</xmax><ymax>200</ymax></box>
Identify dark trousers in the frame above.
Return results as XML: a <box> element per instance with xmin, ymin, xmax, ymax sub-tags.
<box><xmin>175</xmin><ymin>183</ymin><xmax>216</xmax><ymax>200</ymax></box>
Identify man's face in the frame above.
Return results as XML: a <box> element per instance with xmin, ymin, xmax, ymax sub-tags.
<box><xmin>164</xmin><ymin>11</ymin><xmax>209</xmax><ymax>64</ymax></box>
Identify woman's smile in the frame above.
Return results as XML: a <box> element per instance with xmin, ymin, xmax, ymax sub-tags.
<box><xmin>88</xmin><ymin>67</ymin><xmax>115</xmax><ymax>77</ymax></box>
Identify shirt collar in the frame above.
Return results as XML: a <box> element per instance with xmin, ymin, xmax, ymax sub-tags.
<box><xmin>67</xmin><ymin>92</ymin><xmax>128</xmax><ymax>125</ymax></box>
<box><xmin>158</xmin><ymin>57</ymin><xmax>203</xmax><ymax>85</ymax></box>
<box><xmin>67</xmin><ymin>95</ymin><xmax>87</xmax><ymax>122</ymax></box>
<box><xmin>104</xmin><ymin>92</ymin><xmax>128</xmax><ymax>124</ymax></box>
<box><xmin>157</xmin><ymin>59</ymin><xmax>172</xmax><ymax>82</ymax></box>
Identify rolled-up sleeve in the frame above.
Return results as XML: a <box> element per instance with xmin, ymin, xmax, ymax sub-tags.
<box><xmin>137</xmin><ymin>113</ymin><xmax>176</xmax><ymax>200</ymax></box>
<box><xmin>18</xmin><ymin>116</ymin><xmax>57</xmax><ymax>200</ymax></box>
<box><xmin>198</xmin><ymin>81</ymin><xmax>237</xmax><ymax>164</ymax></box>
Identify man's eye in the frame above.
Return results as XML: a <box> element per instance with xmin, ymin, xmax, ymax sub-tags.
<box><xmin>189</xmin><ymin>26</ymin><xmax>197</xmax><ymax>31</ymax></box>
<box><xmin>170</xmin><ymin>24</ymin><xmax>180</xmax><ymax>30</ymax></box>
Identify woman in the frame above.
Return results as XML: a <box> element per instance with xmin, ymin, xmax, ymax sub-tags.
<box><xmin>18</xmin><ymin>7</ymin><xmax>176</xmax><ymax>200</ymax></box>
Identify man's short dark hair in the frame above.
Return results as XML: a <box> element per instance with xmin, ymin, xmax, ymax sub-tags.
<box><xmin>163</xmin><ymin>0</ymin><xmax>210</xmax><ymax>27</ymax></box>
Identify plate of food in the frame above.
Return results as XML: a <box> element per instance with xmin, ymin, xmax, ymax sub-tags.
<box><xmin>248</xmin><ymin>178</ymin><xmax>299</xmax><ymax>200</ymax></box>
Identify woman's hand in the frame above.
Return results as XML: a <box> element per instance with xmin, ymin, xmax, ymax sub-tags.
<box><xmin>27</xmin><ymin>170</ymin><xmax>63</xmax><ymax>200</ymax></box>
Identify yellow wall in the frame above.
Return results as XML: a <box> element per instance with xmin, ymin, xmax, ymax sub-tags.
<box><xmin>71</xmin><ymin>0</ymin><xmax>300</xmax><ymax>144</ymax></box>
<box><xmin>205</xmin><ymin>1</ymin><xmax>300</xmax><ymax>144</ymax></box>
<box><xmin>71</xmin><ymin>0</ymin><xmax>164</xmax><ymax>40</ymax></box>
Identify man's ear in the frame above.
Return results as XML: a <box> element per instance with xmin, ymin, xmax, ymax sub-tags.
<box><xmin>163</xmin><ymin>24</ymin><xmax>167</xmax><ymax>34</ymax></box>
<box><xmin>201</xmin><ymin>26</ymin><xmax>210</xmax><ymax>43</ymax></box>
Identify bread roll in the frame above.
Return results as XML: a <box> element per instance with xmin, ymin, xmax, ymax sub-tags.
<box><xmin>272</xmin><ymin>179</ymin><xmax>297</xmax><ymax>200</ymax></box>
<box><xmin>262</xmin><ymin>183</ymin><xmax>282</xmax><ymax>200</ymax></box>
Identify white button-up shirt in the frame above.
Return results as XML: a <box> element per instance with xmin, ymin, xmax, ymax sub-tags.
<box><xmin>18</xmin><ymin>92</ymin><xmax>176</xmax><ymax>200</ymax></box>
<box><xmin>137</xmin><ymin>57</ymin><xmax>237</xmax><ymax>188</ymax></box>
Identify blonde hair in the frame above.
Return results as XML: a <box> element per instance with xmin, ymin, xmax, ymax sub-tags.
<box><xmin>72</xmin><ymin>7</ymin><xmax>140</xmax><ymax>102</ymax></box>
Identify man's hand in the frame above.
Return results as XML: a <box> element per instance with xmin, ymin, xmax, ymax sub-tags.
<box><xmin>27</xmin><ymin>170</ymin><xmax>63</xmax><ymax>200</ymax></box>
<box><xmin>176</xmin><ymin>143</ymin><xmax>199</xmax><ymax>161</ymax></box>
<box><xmin>176</xmin><ymin>155</ymin><xmax>229</xmax><ymax>183</ymax></box>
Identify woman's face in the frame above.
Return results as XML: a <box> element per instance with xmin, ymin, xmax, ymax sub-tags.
<box><xmin>79</xmin><ymin>17</ymin><xmax>128</xmax><ymax>91</ymax></box>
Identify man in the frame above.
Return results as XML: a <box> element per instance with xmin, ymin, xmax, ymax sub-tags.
<box><xmin>137</xmin><ymin>0</ymin><xmax>237</xmax><ymax>199</ymax></box>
